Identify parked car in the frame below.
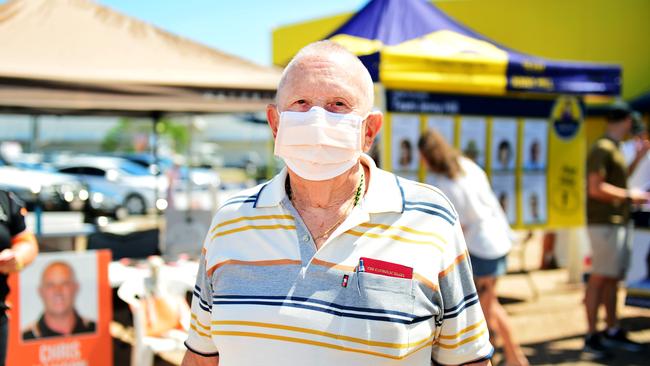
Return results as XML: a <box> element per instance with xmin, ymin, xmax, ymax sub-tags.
<box><xmin>54</xmin><ymin>156</ymin><xmax>167</xmax><ymax>216</ymax></box>
<box><xmin>117</xmin><ymin>153</ymin><xmax>221</xmax><ymax>190</ymax></box>
<box><xmin>0</xmin><ymin>157</ymin><xmax>86</xmax><ymax>211</ymax></box>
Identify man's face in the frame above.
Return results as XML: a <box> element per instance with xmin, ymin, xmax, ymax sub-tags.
<box><xmin>39</xmin><ymin>264</ymin><xmax>78</xmax><ymax>317</ymax></box>
<box><xmin>267</xmin><ymin>53</ymin><xmax>382</xmax><ymax>153</ymax></box>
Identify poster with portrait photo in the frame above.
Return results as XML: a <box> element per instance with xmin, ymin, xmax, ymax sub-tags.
<box><xmin>460</xmin><ymin>116</ymin><xmax>487</xmax><ymax>168</ymax></box>
<box><xmin>19</xmin><ymin>251</ymin><xmax>98</xmax><ymax>341</ymax></box>
<box><xmin>523</xmin><ymin>119</ymin><xmax>548</xmax><ymax>171</ymax></box>
<box><xmin>427</xmin><ymin>115</ymin><xmax>455</xmax><ymax>146</ymax></box>
<box><xmin>6</xmin><ymin>250</ymin><xmax>112</xmax><ymax>366</ymax></box>
<box><xmin>522</xmin><ymin>173</ymin><xmax>547</xmax><ymax>224</ymax></box>
<box><xmin>491</xmin><ymin>173</ymin><xmax>516</xmax><ymax>224</ymax></box>
<box><xmin>391</xmin><ymin>114</ymin><xmax>420</xmax><ymax>172</ymax></box>
<box><xmin>491</xmin><ymin>118</ymin><xmax>518</xmax><ymax>171</ymax></box>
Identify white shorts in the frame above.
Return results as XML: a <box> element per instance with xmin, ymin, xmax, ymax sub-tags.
<box><xmin>587</xmin><ymin>224</ymin><xmax>631</xmax><ymax>279</ymax></box>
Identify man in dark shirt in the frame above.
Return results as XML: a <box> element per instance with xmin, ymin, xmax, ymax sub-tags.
<box><xmin>22</xmin><ymin>261</ymin><xmax>95</xmax><ymax>340</ymax></box>
<box><xmin>583</xmin><ymin>104</ymin><xmax>650</xmax><ymax>358</ymax></box>
<box><xmin>0</xmin><ymin>190</ymin><xmax>38</xmax><ymax>365</ymax></box>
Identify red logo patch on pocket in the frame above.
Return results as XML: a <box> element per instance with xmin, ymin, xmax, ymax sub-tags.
<box><xmin>358</xmin><ymin>257</ymin><xmax>413</xmax><ymax>279</ymax></box>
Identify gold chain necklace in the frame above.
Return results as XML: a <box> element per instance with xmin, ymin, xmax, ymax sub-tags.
<box><xmin>287</xmin><ymin>171</ymin><xmax>365</xmax><ymax>242</ymax></box>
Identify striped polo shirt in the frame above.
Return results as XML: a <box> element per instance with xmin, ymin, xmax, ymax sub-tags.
<box><xmin>186</xmin><ymin>154</ymin><xmax>493</xmax><ymax>365</ymax></box>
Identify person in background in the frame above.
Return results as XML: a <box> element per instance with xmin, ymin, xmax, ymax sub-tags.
<box><xmin>624</xmin><ymin>111</ymin><xmax>650</xmax><ymax>193</ymax></box>
<box><xmin>419</xmin><ymin>130</ymin><xmax>529</xmax><ymax>366</ymax></box>
<box><xmin>0</xmin><ymin>189</ymin><xmax>38</xmax><ymax>365</ymax></box>
<box><xmin>583</xmin><ymin>103</ymin><xmax>650</xmax><ymax>358</ymax></box>
<box><xmin>620</xmin><ymin>111</ymin><xmax>649</xmax><ymax>169</ymax></box>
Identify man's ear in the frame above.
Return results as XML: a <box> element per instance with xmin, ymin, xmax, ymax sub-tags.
<box><xmin>266</xmin><ymin>104</ymin><xmax>280</xmax><ymax>139</ymax></box>
<box><xmin>363</xmin><ymin>111</ymin><xmax>383</xmax><ymax>152</ymax></box>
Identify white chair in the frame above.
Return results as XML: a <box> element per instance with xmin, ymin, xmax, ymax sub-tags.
<box><xmin>117</xmin><ymin>273</ymin><xmax>192</xmax><ymax>366</ymax></box>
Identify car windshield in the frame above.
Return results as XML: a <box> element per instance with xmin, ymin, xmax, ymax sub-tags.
<box><xmin>118</xmin><ymin>160</ymin><xmax>152</xmax><ymax>176</ymax></box>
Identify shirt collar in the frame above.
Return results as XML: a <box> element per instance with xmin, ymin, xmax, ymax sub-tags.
<box><xmin>254</xmin><ymin>153</ymin><xmax>404</xmax><ymax>214</ymax></box>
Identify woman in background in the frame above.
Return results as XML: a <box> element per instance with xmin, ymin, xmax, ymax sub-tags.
<box><xmin>419</xmin><ymin>130</ymin><xmax>529</xmax><ymax>366</ymax></box>
<box><xmin>0</xmin><ymin>190</ymin><xmax>38</xmax><ymax>366</ymax></box>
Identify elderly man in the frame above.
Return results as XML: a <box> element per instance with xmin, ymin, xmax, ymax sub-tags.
<box><xmin>22</xmin><ymin>261</ymin><xmax>95</xmax><ymax>339</ymax></box>
<box><xmin>182</xmin><ymin>41</ymin><xmax>492</xmax><ymax>366</ymax></box>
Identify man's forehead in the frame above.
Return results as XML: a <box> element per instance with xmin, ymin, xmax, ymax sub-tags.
<box><xmin>280</xmin><ymin>56</ymin><xmax>367</xmax><ymax>99</ymax></box>
<box><xmin>43</xmin><ymin>264</ymin><xmax>74</xmax><ymax>279</ymax></box>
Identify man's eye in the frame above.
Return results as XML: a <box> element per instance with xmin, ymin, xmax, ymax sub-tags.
<box><xmin>296</xmin><ymin>100</ymin><xmax>306</xmax><ymax>105</ymax></box>
<box><xmin>335</xmin><ymin>101</ymin><xmax>345</xmax><ymax>107</ymax></box>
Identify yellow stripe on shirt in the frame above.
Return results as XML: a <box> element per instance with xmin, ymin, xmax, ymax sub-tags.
<box><xmin>190</xmin><ymin>323</ymin><xmax>212</xmax><ymax>338</ymax></box>
<box><xmin>359</xmin><ymin>222</ymin><xmax>447</xmax><ymax>244</ymax></box>
<box><xmin>191</xmin><ymin>313</ymin><xmax>211</xmax><ymax>331</ymax></box>
<box><xmin>438</xmin><ymin>319</ymin><xmax>485</xmax><ymax>340</ymax></box>
<box><xmin>210</xmin><ymin>214</ymin><xmax>295</xmax><ymax>234</ymax></box>
<box><xmin>438</xmin><ymin>252</ymin><xmax>468</xmax><ymax>279</ymax></box>
<box><xmin>207</xmin><ymin>259</ymin><xmax>302</xmax><ymax>276</ymax></box>
<box><xmin>213</xmin><ymin>320</ymin><xmax>433</xmax><ymax>349</ymax></box>
<box><xmin>345</xmin><ymin>229</ymin><xmax>444</xmax><ymax>252</ymax></box>
<box><xmin>212</xmin><ymin>330</ymin><xmax>433</xmax><ymax>360</ymax></box>
<box><xmin>436</xmin><ymin>328</ymin><xmax>488</xmax><ymax>349</ymax></box>
<box><xmin>211</xmin><ymin>224</ymin><xmax>296</xmax><ymax>240</ymax></box>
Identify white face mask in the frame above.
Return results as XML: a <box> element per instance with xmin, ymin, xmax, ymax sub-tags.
<box><xmin>274</xmin><ymin>106</ymin><xmax>365</xmax><ymax>181</ymax></box>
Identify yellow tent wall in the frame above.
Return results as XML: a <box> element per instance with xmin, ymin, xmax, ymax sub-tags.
<box><xmin>272</xmin><ymin>0</ymin><xmax>650</xmax><ymax>100</ymax></box>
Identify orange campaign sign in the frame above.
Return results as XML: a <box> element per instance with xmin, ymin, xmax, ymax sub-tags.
<box><xmin>5</xmin><ymin>250</ymin><xmax>112</xmax><ymax>366</ymax></box>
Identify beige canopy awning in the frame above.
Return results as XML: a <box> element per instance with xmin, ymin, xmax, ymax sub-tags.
<box><xmin>0</xmin><ymin>0</ymin><xmax>281</xmax><ymax>116</ymax></box>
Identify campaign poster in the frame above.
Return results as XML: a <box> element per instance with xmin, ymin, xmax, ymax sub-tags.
<box><xmin>491</xmin><ymin>118</ymin><xmax>518</xmax><ymax>171</ymax></box>
<box><xmin>460</xmin><ymin>116</ymin><xmax>487</xmax><ymax>168</ymax></box>
<box><xmin>7</xmin><ymin>250</ymin><xmax>112</xmax><ymax>366</ymax></box>
<box><xmin>391</xmin><ymin>114</ymin><xmax>420</xmax><ymax>172</ymax></box>
<box><xmin>426</xmin><ymin>115</ymin><xmax>455</xmax><ymax>146</ymax></box>
<box><xmin>491</xmin><ymin>173</ymin><xmax>517</xmax><ymax>224</ymax></box>
<box><xmin>522</xmin><ymin>119</ymin><xmax>548</xmax><ymax>171</ymax></box>
<box><xmin>522</xmin><ymin>173</ymin><xmax>547</xmax><ymax>224</ymax></box>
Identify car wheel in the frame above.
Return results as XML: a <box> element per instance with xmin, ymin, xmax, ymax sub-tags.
<box><xmin>114</xmin><ymin>206</ymin><xmax>129</xmax><ymax>220</ymax></box>
<box><xmin>124</xmin><ymin>194</ymin><xmax>146</xmax><ymax>215</ymax></box>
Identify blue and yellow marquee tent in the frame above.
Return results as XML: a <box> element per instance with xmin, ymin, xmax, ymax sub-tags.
<box><xmin>311</xmin><ymin>0</ymin><xmax>626</xmax><ymax>229</ymax></box>
<box><xmin>327</xmin><ymin>0</ymin><xmax>621</xmax><ymax>97</ymax></box>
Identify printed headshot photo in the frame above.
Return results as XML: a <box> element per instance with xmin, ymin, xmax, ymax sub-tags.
<box><xmin>391</xmin><ymin>114</ymin><xmax>419</xmax><ymax>172</ymax></box>
<box><xmin>491</xmin><ymin>118</ymin><xmax>518</xmax><ymax>171</ymax></box>
<box><xmin>491</xmin><ymin>173</ymin><xmax>516</xmax><ymax>224</ymax></box>
<box><xmin>398</xmin><ymin>138</ymin><xmax>413</xmax><ymax>169</ymax></box>
<box><xmin>496</xmin><ymin>140</ymin><xmax>513</xmax><ymax>170</ymax></box>
<box><xmin>522</xmin><ymin>173</ymin><xmax>547</xmax><ymax>224</ymax></box>
<box><xmin>460</xmin><ymin>116</ymin><xmax>487</xmax><ymax>167</ymax></box>
<box><xmin>20</xmin><ymin>253</ymin><xmax>98</xmax><ymax>341</ymax></box>
<box><xmin>522</xmin><ymin>119</ymin><xmax>548</xmax><ymax>171</ymax></box>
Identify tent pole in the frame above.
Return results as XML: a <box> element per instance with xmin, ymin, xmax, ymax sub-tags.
<box><xmin>152</xmin><ymin>112</ymin><xmax>162</xmax><ymax>219</ymax></box>
<box><xmin>30</xmin><ymin>115</ymin><xmax>39</xmax><ymax>153</ymax></box>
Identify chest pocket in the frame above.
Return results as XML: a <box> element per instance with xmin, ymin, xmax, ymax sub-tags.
<box><xmin>334</xmin><ymin>270</ymin><xmax>416</xmax><ymax>358</ymax></box>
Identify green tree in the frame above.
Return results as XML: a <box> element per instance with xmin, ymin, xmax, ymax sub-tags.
<box><xmin>101</xmin><ymin>117</ymin><xmax>189</xmax><ymax>153</ymax></box>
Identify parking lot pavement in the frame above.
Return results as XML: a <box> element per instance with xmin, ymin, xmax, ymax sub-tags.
<box><xmin>496</xmin><ymin>268</ymin><xmax>650</xmax><ymax>365</ymax></box>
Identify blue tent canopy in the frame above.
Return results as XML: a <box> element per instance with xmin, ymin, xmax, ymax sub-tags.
<box><xmin>327</xmin><ymin>0</ymin><xmax>621</xmax><ymax>96</ymax></box>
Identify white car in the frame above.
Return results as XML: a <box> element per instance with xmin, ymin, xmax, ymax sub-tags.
<box><xmin>55</xmin><ymin>156</ymin><xmax>168</xmax><ymax>216</ymax></box>
<box><xmin>0</xmin><ymin>159</ymin><xmax>86</xmax><ymax>211</ymax></box>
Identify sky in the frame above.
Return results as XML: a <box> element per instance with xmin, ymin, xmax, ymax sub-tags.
<box><xmin>96</xmin><ymin>0</ymin><xmax>369</xmax><ymax>66</ymax></box>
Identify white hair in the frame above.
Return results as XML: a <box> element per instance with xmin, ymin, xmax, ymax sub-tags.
<box><xmin>277</xmin><ymin>40</ymin><xmax>374</xmax><ymax>110</ymax></box>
